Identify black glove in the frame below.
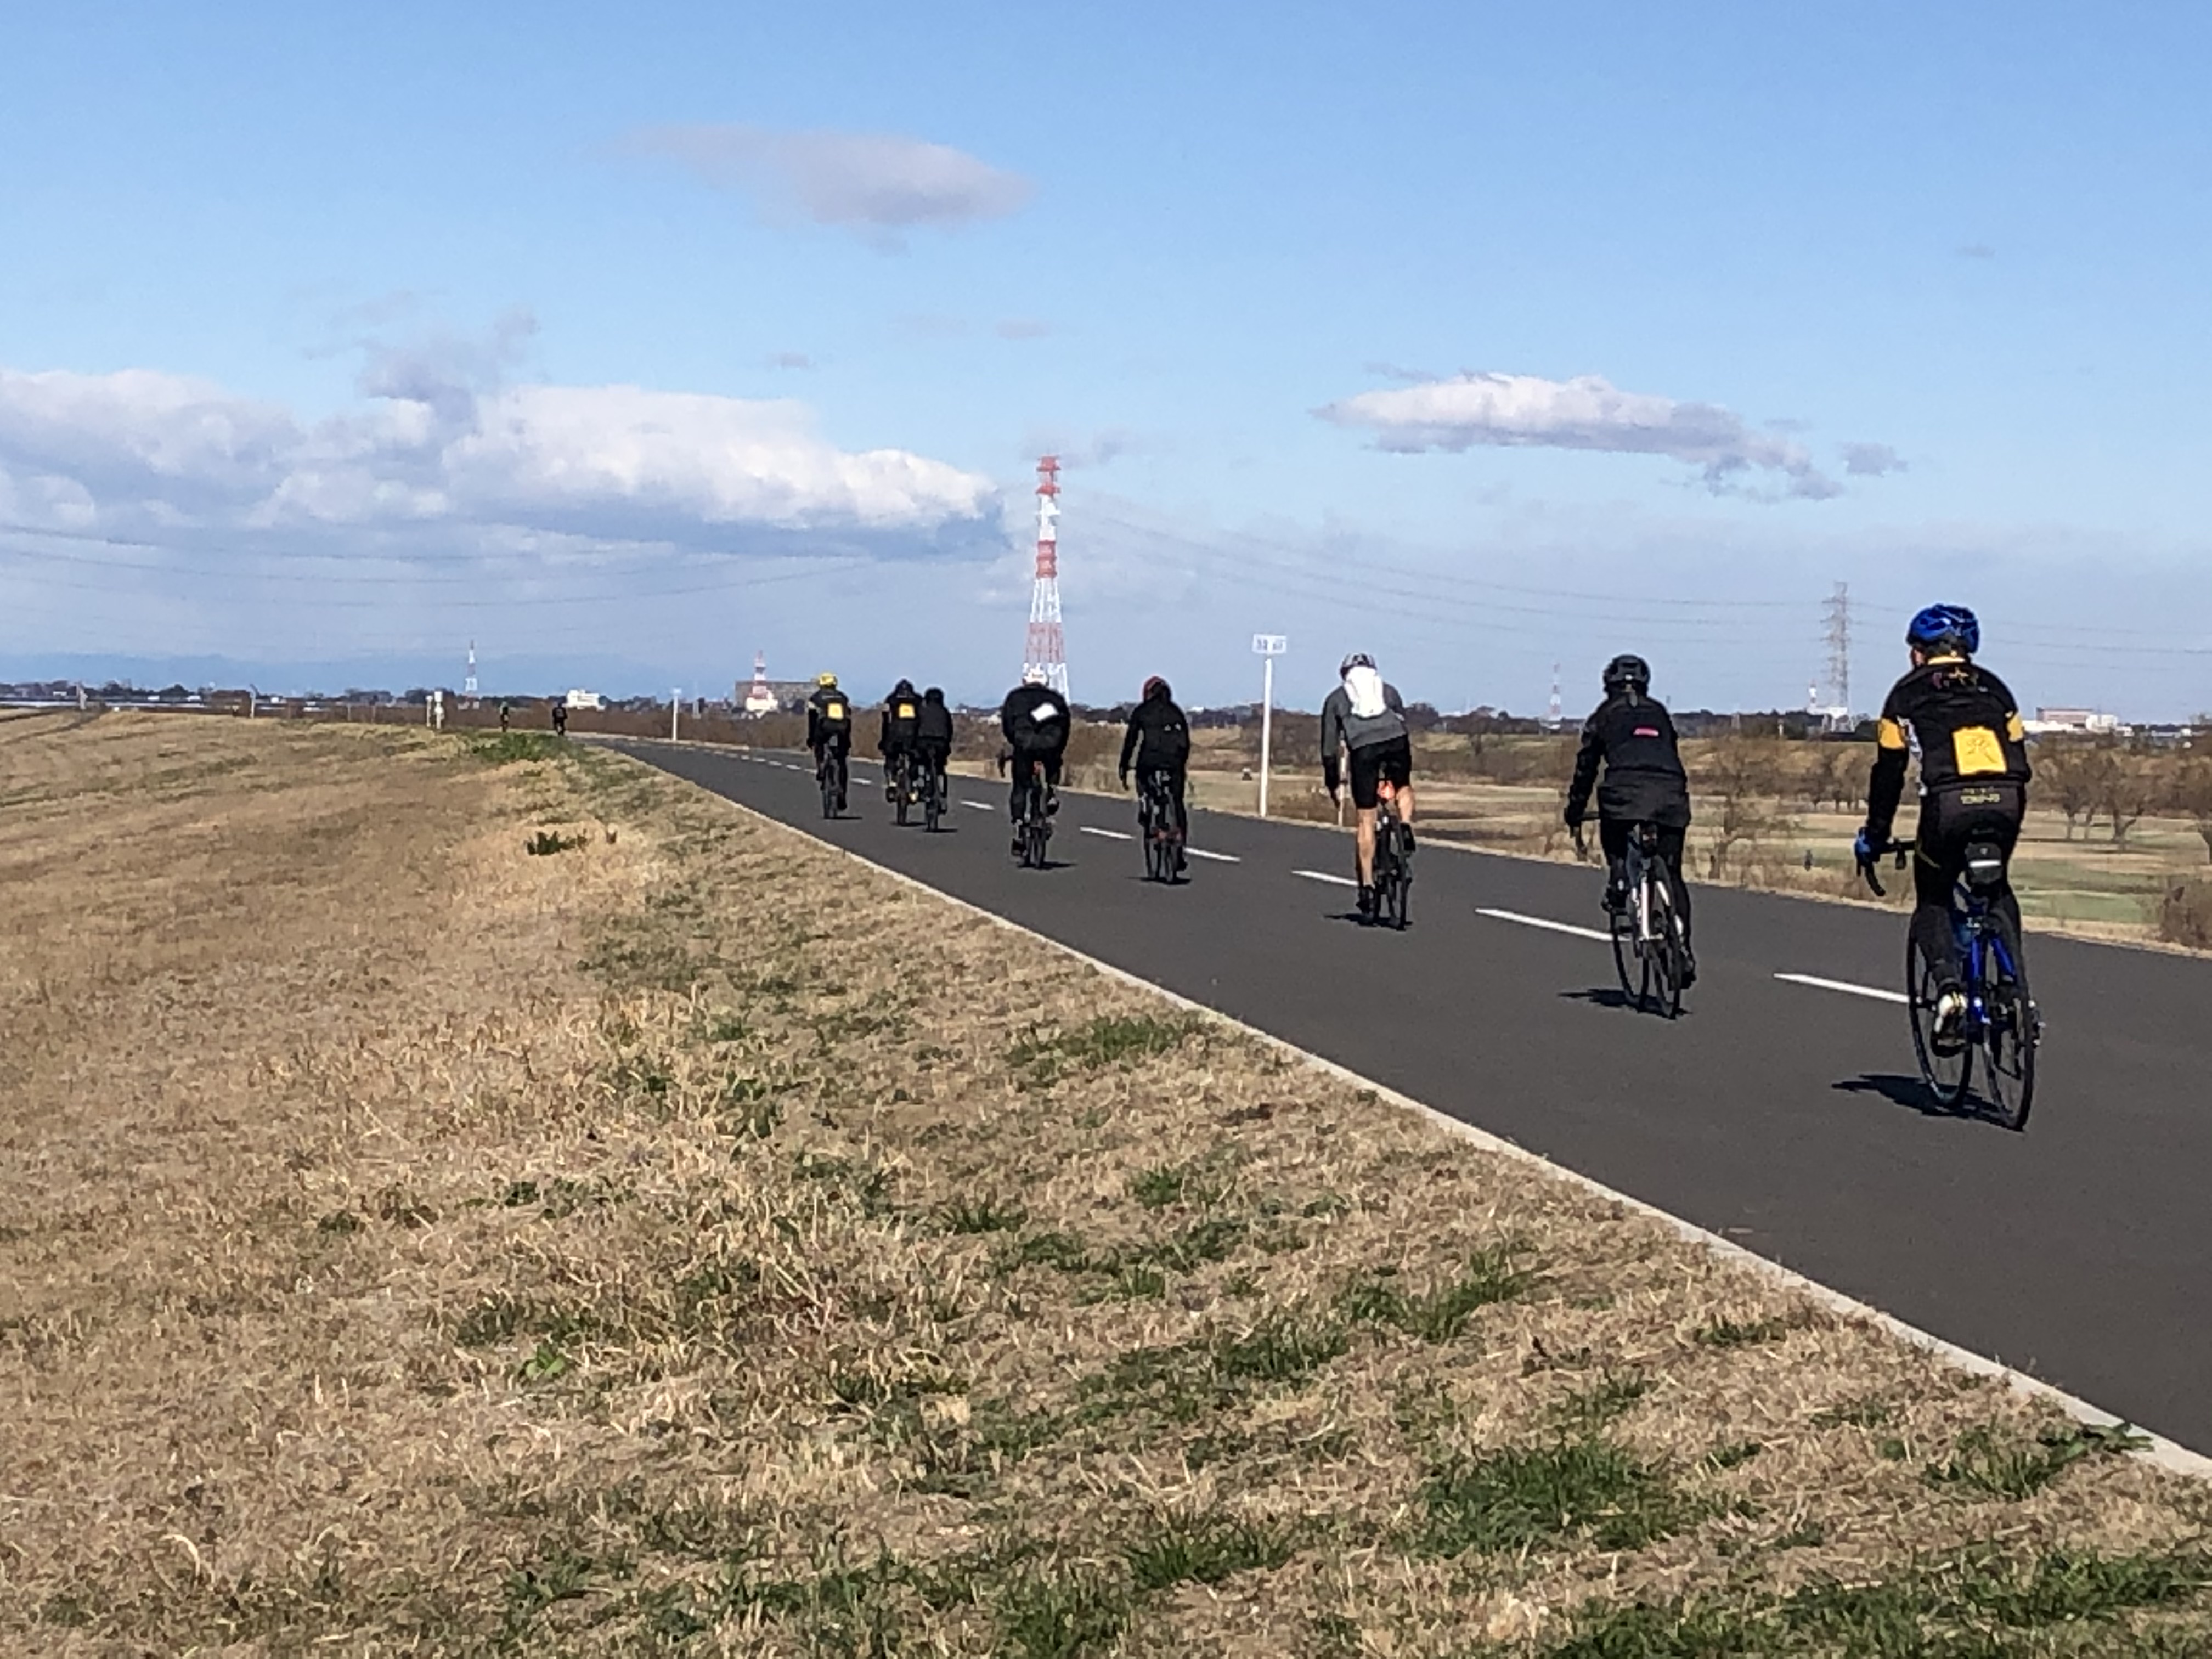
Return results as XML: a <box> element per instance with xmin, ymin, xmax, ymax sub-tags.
<box><xmin>1118</xmin><ymin>767</ymin><xmax>1130</xmax><ymax>789</ymax></box>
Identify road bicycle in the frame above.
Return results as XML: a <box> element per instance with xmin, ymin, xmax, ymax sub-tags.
<box><xmin>1585</xmin><ymin>821</ymin><xmax>1688</xmax><ymax>1018</ymax></box>
<box><xmin>1013</xmin><ymin>771</ymin><xmax>1053</xmax><ymax>868</ymax></box>
<box><xmin>1368</xmin><ymin>780</ymin><xmax>1412</xmax><ymax>929</ymax></box>
<box><xmin>1137</xmin><ymin>770</ymin><xmax>1186</xmax><ymax>883</ymax></box>
<box><xmin>816</xmin><ymin>744</ymin><xmax>848</xmax><ymax>819</ymax></box>
<box><xmin>918</xmin><ymin>753</ymin><xmax>945</xmax><ymax>833</ymax></box>
<box><xmin>889</xmin><ymin>749</ymin><xmax>917</xmax><ymax>827</ymax></box>
<box><xmin>1861</xmin><ymin>837</ymin><xmax>2040</xmax><ymax>1130</ymax></box>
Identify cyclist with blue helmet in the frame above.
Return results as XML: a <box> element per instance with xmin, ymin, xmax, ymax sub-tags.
<box><xmin>1856</xmin><ymin>605</ymin><xmax>2033</xmax><ymax>1037</ymax></box>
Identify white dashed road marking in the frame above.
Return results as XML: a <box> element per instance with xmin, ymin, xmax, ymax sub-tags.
<box><xmin>1475</xmin><ymin>907</ymin><xmax>1613</xmax><ymax>944</ymax></box>
<box><xmin>962</xmin><ymin>800</ymin><xmax>994</xmax><ymax>812</ymax></box>
<box><xmin>1775</xmin><ymin>972</ymin><xmax>1909</xmax><ymax>1006</ymax></box>
<box><xmin>1294</xmin><ymin>870</ymin><xmax>1359</xmax><ymax>888</ymax></box>
<box><xmin>1184</xmin><ymin>848</ymin><xmax>1239</xmax><ymax>863</ymax></box>
<box><xmin>1079</xmin><ymin>826</ymin><xmax>1133</xmax><ymax>841</ymax></box>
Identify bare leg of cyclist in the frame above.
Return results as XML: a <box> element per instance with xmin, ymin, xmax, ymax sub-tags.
<box><xmin>1397</xmin><ymin>783</ymin><xmax>1417</xmax><ymax>850</ymax></box>
<box><xmin>1353</xmin><ymin>807</ymin><xmax>1378</xmax><ymax>913</ymax></box>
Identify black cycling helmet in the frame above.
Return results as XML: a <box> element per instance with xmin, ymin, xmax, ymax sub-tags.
<box><xmin>1906</xmin><ymin>603</ymin><xmax>1979</xmax><ymax>657</ymax></box>
<box><xmin>1602</xmin><ymin>653</ymin><xmax>1651</xmax><ymax>696</ymax></box>
<box><xmin>1142</xmin><ymin>675</ymin><xmax>1170</xmax><ymax>701</ymax></box>
<box><xmin>923</xmin><ymin>686</ymin><xmax>945</xmax><ymax>702</ymax></box>
<box><xmin>892</xmin><ymin>677</ymin><xmax>916</xmax><ymax>696</ymax></box>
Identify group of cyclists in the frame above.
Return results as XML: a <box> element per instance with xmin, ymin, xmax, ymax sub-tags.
<box><xmin>797</xmin><ymin>601</ymin><xmax>2028</xmax><ymax>1043</ymax></box>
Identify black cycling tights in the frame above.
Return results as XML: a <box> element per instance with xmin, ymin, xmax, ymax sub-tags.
<box><xmin>1008</xmin><ymin>752</ymin><xmax>1063</xmax><ymax>820</ymax></box>
<box><xmin>1912</xmin><ymin>819</ymin><xmax>2023</xmax><ymax>988</ymax></box>
<box><xmin>1599</xmin><ymin>820</ymin><xmax>1692</xmax><ymax>943</ymax></box>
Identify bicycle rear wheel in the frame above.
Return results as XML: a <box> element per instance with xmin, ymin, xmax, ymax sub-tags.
<box><xmin>924</xmin><ymin>772</ymin><xmax>943</xmax><ymax>833</ymax></box>
<box><xmin>820</xmin><ymin>762</ymin><xmax>838</xmax><ymax>819</ymax></box>
<box><xmin>1650</xmin><ymin>887</ymin><xmax>1684</xmax><ymax>1019</ymax></box>
<box><xmin>1907</xmin><ymin>936</ymin><xmax>1973</xmax><ymax>1111</ymax></box>
<box><xmin>1978</xmin><ymin>938</ymin><xmax>2038</xmax><ymax>1132</ymax></box>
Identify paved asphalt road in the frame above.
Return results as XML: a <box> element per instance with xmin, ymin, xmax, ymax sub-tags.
<box><xmin>607</xmin><ymin>738</ymin><xmax>2212</xmax><ymax>1455</ymax></box>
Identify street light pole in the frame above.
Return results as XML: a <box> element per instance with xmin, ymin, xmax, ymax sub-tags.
<box><xmin>1252</xmin><ymin>634</ymin><xmax>1287</xmax><ymax>818</ymax></box>
<box><xmin>671</xmin><ymin>690</ymin><xmax>681</xmax><ymax>742</ymax></box>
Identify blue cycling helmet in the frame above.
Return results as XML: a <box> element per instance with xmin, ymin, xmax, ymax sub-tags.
<box><xmin>1906</xmin><ymin>603</ymin><xmax>1979</xmax><ymax>656</ymax></box>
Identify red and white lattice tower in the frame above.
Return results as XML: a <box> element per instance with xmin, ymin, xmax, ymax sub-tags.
<box><xmin>1022</xmin><ymin>456</ymin><xmax>1069</xmax><ymax>696</ymax></box>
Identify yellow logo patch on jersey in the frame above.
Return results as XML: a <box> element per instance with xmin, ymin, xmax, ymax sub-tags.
<box><xmin>826</xmin><ymin>700</ymin><xmax>846</xmax><ymax>721</ymax></box>
<box><xmin>896</xmin><ymin>702</ymin><xmax>916</xmax><ymax>719</ymax></box>
<box><xmin>1953</xmin><ymin>726</ymin><xmax>2006</xmax><ymax>776</ymax></box>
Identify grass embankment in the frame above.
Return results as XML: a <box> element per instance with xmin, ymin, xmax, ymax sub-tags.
<box><xmin>3</xmin><ymin>711</ymin><xmax>2209</xmax><ymax>1655</ymax></box>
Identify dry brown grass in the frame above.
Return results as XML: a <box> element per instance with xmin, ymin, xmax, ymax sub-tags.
<box><xmin>3</xmin><ymin>712</ymin><xmax>2209</xmax><ymax>1656</ymax></box>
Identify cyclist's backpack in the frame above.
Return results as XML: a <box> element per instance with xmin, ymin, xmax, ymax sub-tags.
<box><xmin>819</xmin><ymin>695</ymin><xmax>850</xmax><ymax>732</ymax></box>
<box><xmin>1344</xmin><ymin>664</ymin><xmax>1387</xmax><ymax>719</ymax></box>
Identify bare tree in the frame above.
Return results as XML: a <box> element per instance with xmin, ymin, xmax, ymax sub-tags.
<box><xmin>2102</xmin><ymin>747</ymin><xmax>2155</xmax><ymax>849</ymax></box>
<box><xmin>1699</xmin><ymin>736</ymin><xmax>1791</xmax><ymax>878</ymax></box>
<box><xmin>2173</xmin><ymin>755</ymin><xmax>2212</xmax><ymax>865</ymax></box>
<box><xmin>2036</xmin><ymin>741</ymin><xmax>2103</xmax><ymax>841</ymax></box>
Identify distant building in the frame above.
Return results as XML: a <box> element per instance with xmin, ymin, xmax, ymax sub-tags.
<box><xmin>740</xmin><ymin>651</ymin><xmax>780</xmax><ymax>716</ymax></box>
<box><xmin>2025</xmin><ymin>707</ymin><xmax>2128</xmax><ymax>736</ymax></box>
<box><xmin>563</xmin><ymin>689</ymin><xmax>605</xmax><ymax>710</ymax></box>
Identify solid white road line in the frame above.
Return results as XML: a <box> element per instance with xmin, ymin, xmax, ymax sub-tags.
<box><xmin>1775</xmin><ymin>972</ymin><xmax>1909</xmax><ymax>1006</ymax></box>
<box><xmin>1476</xmin><ymin>907</ymin><xmax>1613</xmax><ymax>944</ymax></box>
<box><xmin>962</xmin><ymin>800</ymin><xmax>994</xmax><ymax>811</ymax></box>
<box><xmin>1294</xmin><ymin>869</ymin><xmax>1359</xmax><ymax>887</ymax></box>
<box><xmin>1184</xmin><ymin>848</ymin><xmax>1239</xmax><ymax>863</ymax></box>
<box><xmin>1079</xmin><ymin>826</ymin><xmax>1133</xmax><ymax>841</ymax></box>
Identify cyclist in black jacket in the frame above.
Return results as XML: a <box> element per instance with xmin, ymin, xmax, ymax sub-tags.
<box><xmin>1856</xmin><ymin>604</ymin><xmax>2032</xmax><ymax>1036</ymax></box>
<box><xmin>1565</xmin><ymin>653</ymin><xmax>1696</xmax><ymax>984</ymax></box>
<box><xmin>998</xmin><ymin>669</ymin><xmax>1070</xmax><ymax>854</ymax></box>
<box><xmin>916</xmin><ymin>686</ymin><xmax>955</xmax><ymax>803</ymax></box>
<box><xmin>877</xmin><ymin>678</ymin><xmax>923</xmax><ymax>801</ymax></box>
<box><xmin>806</xmin><ymin>674</ymin><xmax>854</xmax><ymax>810</ymax></box>
<box><xmin>1119</xmin><ymin>675</ymin><xmax>1192</xmax><ymax>870</ymax></box>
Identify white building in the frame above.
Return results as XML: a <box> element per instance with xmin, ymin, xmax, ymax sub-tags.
<box><xmin>563</xmin><ymin>689</ymin><xmax>605</xmax><ymax>711</ymax></box>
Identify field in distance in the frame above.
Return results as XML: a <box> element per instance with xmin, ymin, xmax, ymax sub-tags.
<box><xmin>5</xmin><ymin>710</ymin><xmax>2210</xmax><ymax>1655</ymax></box>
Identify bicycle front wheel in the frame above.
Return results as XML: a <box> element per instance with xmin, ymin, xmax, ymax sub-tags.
<box><xmin>1978</xmin><ymin>938</ymin><xmax>2038</xmax><ymax>1131</ymax></box>
<box><xmin>1907</xmin><ymin>936</ymin><xmax>1973</xmax><ymax>1111</ymax></box>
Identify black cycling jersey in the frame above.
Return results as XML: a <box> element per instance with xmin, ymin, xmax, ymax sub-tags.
<box><xmin>1565</xmin><ymin>692</ymin><xmax>1691</xmax><ymax>830</ymax></box>
<box><xmin>1865</xmin><ymin>657</ymin><xmax>2030</xmax><ymax>844</ymax></box>
<box><xmin>1000</xmin><ymin>684</ymin><xmax>1070</xmax><ymax>755</ymax></box>
<box><xmin>1119</xmin><ymin>690</ymin><xmax>1190</xmax><ymax>775</ymax></box>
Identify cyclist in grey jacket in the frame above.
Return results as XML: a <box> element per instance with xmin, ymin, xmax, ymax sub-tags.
<box><xmin>1320</xmin><ymin>653</ymin><xmax>1417</xmax><ymax>916</ymax></box>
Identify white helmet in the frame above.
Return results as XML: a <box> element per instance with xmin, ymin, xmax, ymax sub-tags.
<box><xmin>1022</xmin><ymin>664</ymin><xmax>1049</xmax><ymax>686</ymax></box>
<box><xmin>1340</xmin><ymin>651</ymin><xmax>1376</xmax><ymax>676</ymax></box>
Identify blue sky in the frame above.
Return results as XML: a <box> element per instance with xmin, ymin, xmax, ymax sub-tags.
<box><xmin>4</xmin><ymin>1</ymin><xmax>2210</xmax><ymax>713</ymax></box>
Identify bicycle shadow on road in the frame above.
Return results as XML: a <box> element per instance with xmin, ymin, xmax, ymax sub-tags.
<box><xmin>1558</xmin><ymin>987</ymin><xmax>1637</xmax><ymax>1012</ymax></box>
<box><xmin>1832</xmin><ymin>1072</ymin><xmax>2012</xmax><ymax>1130</ymax></box>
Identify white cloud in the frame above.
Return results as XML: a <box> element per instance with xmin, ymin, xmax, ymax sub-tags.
<box><xmin>1841</xmin><ymin>441</ymin><xmax>1907</xmax><ymax>477</ymax></box>
<box><xmin>627</xmin><ymin>123</ymin><xmax>1032</xmax><ymax>244</ymax></box>
<box><xmin>1319</xmin><ymin>371</ymin><xmax>1849</xmax><ymax>500</ymax></box>
<box><xmin>0</xmin><ymin>364</ymin><xmax>1000</xmax><ymax>553</ymax></box>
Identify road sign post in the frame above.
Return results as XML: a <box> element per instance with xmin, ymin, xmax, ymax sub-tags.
<box><xmin>672</xmin><ymin>690</ymin><xmax>682</xmax><ymax>742</ymax></box>
<box><xmin>1252</xmin><ymin>635</ymin><xmax>1287</xmax><ymax>818</ymax></box>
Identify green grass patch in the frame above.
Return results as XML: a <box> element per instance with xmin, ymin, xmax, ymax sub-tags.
<box><xmin>1124</xmin><ymin>1508</ymin><xmax>1300</xmax><ymax>1592</ymax></box>
<box><xmin>1339</xmin><ymin>1247</ymin><xmax>1534</xmax><ymax>1342</ymax></box>
<box><xmin>525</xmin><ymin>829</ymin><xmax>584</xmax><ymax>856</ymax></box>
<box><xmin>1694</xmin><ymin>1313</ymin><xmax>1797</xmax><ymax>1349</ymax></box>
<box><xmin>942</xmin><ymin>1195</ymin><xmax>1029</xmax><ymax>1235</ymax></box>
<box><xmin>1537</xmin><ymin>1545</ymin><xmax>2212</xmax><ymax>1656</ymax></box>
<box><xmin>465</xmin><ymin>731</ymin><xmax>561</xmax><ymax>766</ymax></box>
<box><xmin>1008</xmin><ymin>1013</ymin><xmax>1205</xmax><ymax>1086</ymax></box>
<box><xmin>1412</xmin><ymin>1437</ymin><xmax>1704</xmax><ymax>1558</ymax></box>
<box><xmin>1925</xmin><ymin>1420</ymin><xmax>2149</xmax><ymax>1499</ymax></box>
